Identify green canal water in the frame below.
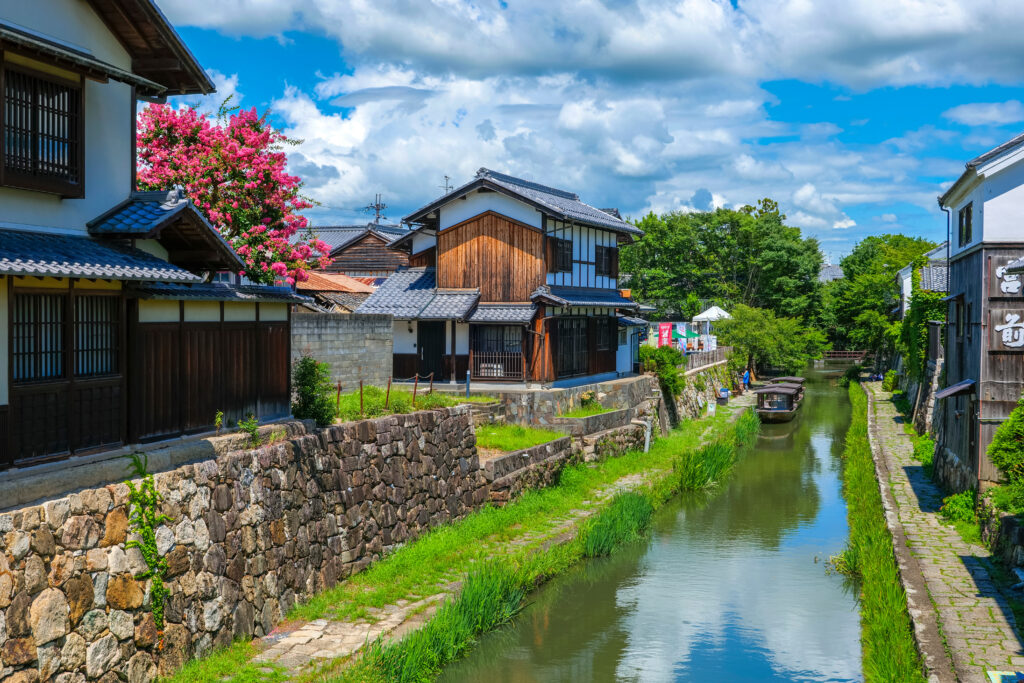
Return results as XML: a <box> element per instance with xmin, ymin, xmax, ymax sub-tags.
<box><xmin>440</xmin><ymin>370</ymin><xmax>861</xmax><ymax>682</ymax></box>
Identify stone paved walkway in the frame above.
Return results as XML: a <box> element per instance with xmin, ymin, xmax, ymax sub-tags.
<box><xmin>865</xmin><ymin>382</ymin><xmax>1024</xmax><ymax>683</ymax></box>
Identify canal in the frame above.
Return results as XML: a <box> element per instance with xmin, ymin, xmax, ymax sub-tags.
<box><xmin>440</xmin><ymin>370</ymin><xmax>861</xmax><ymax>682</ymax></box>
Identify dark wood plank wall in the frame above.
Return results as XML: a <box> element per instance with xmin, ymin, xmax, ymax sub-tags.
<box><xmin>437</xmin><ymin>211</ymin><xmax>545</xmax><ymax>302</ymax></box>
<box><xmin>0</xmin><ymin>406</ymin><xmax>8</xmax><ymax>469</ymax></box>
<box><xmin>409</xmin><ymin>247</ymin><xmax>436</xmax><ymax>268</ymax></box>
<box><xmin>129</xmin><ymin>313</ymin><xmax>292</xmax><ymax>444</ymax></box>
<box><xmin>324</xmin><ymin>233</ymin><xmax>409</xmax><ymax>274</ymax></box>
<box><xmin>393</xmin><ymin>354</ymin><xmax>418</xmax><ymax>380</ymax></box>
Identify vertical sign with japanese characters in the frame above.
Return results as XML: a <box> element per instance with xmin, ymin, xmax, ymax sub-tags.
<box><xmin>988</xmin><ymin>256</ymin><xmax>1024</xmax><ymax>298</ymax></box>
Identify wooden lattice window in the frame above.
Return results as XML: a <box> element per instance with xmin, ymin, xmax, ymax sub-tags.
<box><xmin>12</xmin><ymin>292</ymin><xmax>66</xmax><ymax>383</ymax></box>
<box><xmin>556</xmin><ymin>317</ymin><xmax>588</xmax><ymax>378</ymax></box>
<box><xmin>595</xmin><ymin>245</ymin><xmax>616</xmax><ymax>277</ymax></box>
<box><xmin>596</xmin><ymin>317</ymin><xmax>613</xmax><ymax>351</ymax></box>
<box><xmin>2</xmin><ymin>63</ymin><xmax>83</xmax><ymax>196</ymax></box>
<box><xmin>554</xmin><ymin>238</ymin><xmax>572</xmax><ymax>272</ymax></box>
<box><xmin>74</xmin><ymin>295</ymin><xmax>120</xmax><ymax>377</ymax></box>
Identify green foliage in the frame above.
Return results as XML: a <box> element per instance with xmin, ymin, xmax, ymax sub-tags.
<box><xmin>715</xmin><ymin>304</ymin><xmax>828</xmax><ymax>373</ymax></box>
<box><xmin>620</xmin><ymin>200</ymin><xmax>823</xmax><ymax>321</ymax></box>
<box><xmin>882</xmin><ymin>370</ymin><xmax>898</xmax><ymax>392</ymax></box>
<box><xmin>214</xmin><ymin>410</ymin><xmax>223</xmax><ymax>433</ymax></box>
<box><xmin>639</xmin><ymin>344</ymin><xmax>686</xmax><ymax>399</ymax></box>
<box><xmin>237</xmin><ymin>414</ymin><xmax>261</xmax><ymax>448</ymax></box>
<box><xmin>899</xmin><ymin>286</ymin><xmax>945</xmax><ymax>381</ymax></box>
<box><xmin>990</xmin><ymin>480</ymin><xmax>1024</xmax><ymax>514</ymax></box>
<box><xmin>580</xmin><ymin>492</ymin><xmax>654</xmax><ymax>557</ymax></box>
<box><xmin>474</xmin><ymin>424</ymin><xmax>563</xmax><ymax>452</ymax></box>
<box><xmin>124</xmin><ymin>454</ymin><xmax>171</xmax><ymax>630</ymax></box>
<box><xmin>988</xmin><ymin>396</ymin><xmax>1024</xmax><ymax>483</ymax></box>
<box><xmin>560</xmin><ymin>403</ymin><xmax>610</xmax><ymax>418</ymax></box>
<box><xmin>840</xmin><ymin>384</ymin><xmax>926</xmax><ymax>682</ymax></box>
<box><xmin>939</xmin><ymin>491</ymin><xmax>977</xmax><ymax>524</ymax></box>
<box><xmin>826</xmin><ymin>234</ymin><xmax>937</xmax><ymax>351</ymax></box>
<box><xmin>291</xmin><ymin>356</ymin><xmax>337</xmax><ymax>426</ymax></box>
<box><xmin>159</xmin><ymin>640</ymin><xmax>289</xmax><ymax>683</ymax></box>
<box><xmin>838</xmin><ymin>364</ymin><xmax>862</xmax><ymax>388</ymax></box>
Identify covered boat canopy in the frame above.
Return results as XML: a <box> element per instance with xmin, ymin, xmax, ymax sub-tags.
<box><xmin>754</xmin><ymin>386</ymin><xmax>799</xmax><ymax>395</ymax></box>
<box><xmin>769</xmin><ymin>376</ymin><xmax>805</xmax><ymax>384</ymax></box>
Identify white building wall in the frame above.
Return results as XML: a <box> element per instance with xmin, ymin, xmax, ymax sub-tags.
<box><xmin>948</xmin><ymin>183</ymin><xmax>984</xmax><ymax>261</ymax></box>
<box><xmin>445</xmin><ymin>321</ymin><xmax>469</xmax><ymax>354</ymax></box>
<box><xmin>411</xmin><ymin>232</ymin><xmax>436</xmax><ymax>255</ymax></box>
<box><xmin>0</xmin><ymin>0</ymin><xmax>135</xmax><ymax>234</ymax></box>
<box><xmin>393</xmin><ymin>320</ymin><xmax>418</xmax><ymax>353</ymax></box>
<box><xmin>983</xmin><ymin>162</ymin><xmax>1024</xmax><ymax>244</ymax></box>
<box><xmin>546</xmin><ymin>221</ymin><xmax>618</xmax><ymax>289</ymax></box>
<box><xmin>439</xmin><ymin>190</ymin><xmax>542</xmax><ymax>230</ymax></box>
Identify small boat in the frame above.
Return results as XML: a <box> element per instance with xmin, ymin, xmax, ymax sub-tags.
<box><xmin>754</xmin><ymin>384</ymin><xmax>802</xmax><ymax>423</ymax></box>
<box><xmin>768</xmin><ymin>376</ymin><xmax>806</xmax><ymax>385</ymax></box>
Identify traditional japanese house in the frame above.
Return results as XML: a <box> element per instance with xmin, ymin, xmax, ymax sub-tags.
<box><xmin>359</xmin><ymin>168</ymin><xmax>646</xmax><ymax>385</ymax></box>
<box><xmin>935</xmin><ymin>132</ymin><xmax>1024</xmax><ymax>489</ymax></box>
<box><xmin>313</xmin><ymin>223</ymin><xmax>410</xmax><ymax>282</ymax></box>
<box><xmin>0</xmin><ymin>0</ymin><xmax>307</xmax><ymax>469</ymax></box>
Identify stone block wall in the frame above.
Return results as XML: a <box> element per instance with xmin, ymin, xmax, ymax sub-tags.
<box><xmin>482</xmin><ymin>437</ymin><xmax>577</xmax><ymax>505</ymax></box>
<box><xmin>549</xmin><ymin>408</ymin><xmax>630</xmax><ymax>437</ymax></box>
<box><xmin>675</xmin><ymin>363</ymin><xmax>733</xmax><ymax>422</ymax></box>
<box><xmin>291</xmin><ymin>313</ymin><xmax>392</xmax><ymax>390</ymax></box>
<box><xmin>0</xmin><ymin>407</ymin><xmax>483</xmax><ymax>683</ymax></box>
<box><xmin>577</xmin><ymin>423</ymin><xmax>648</xmax><ymax>463</ymax></box>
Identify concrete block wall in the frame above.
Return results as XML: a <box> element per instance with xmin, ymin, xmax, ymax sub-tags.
<box><xmin>291</xmin><ymin>313</ymin><xmax>393</xmax><ymax>390</ymax></box>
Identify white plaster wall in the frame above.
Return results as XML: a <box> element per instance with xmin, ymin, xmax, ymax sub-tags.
<box><xmin>184</xmin><ymin>301</ymin><xmax>219</xmax><ymax>322</ymax></box>
<box><xmin>948</xmin><ymin>184</ymin><xmax>984</xmax><ymax>260</ymax></box>
<box><xmin>412</xmin><ymin>232</ymin><xmax>436</xmax><ymax>255</ymax></box>
<box><xmin>439</xmin><ymin>190</ymin><xmax>542</xmax><ymax>230</ymax></box>
<box><xmin>445</xmin><ymin>321</ymin><xmax>469</xmax><ymax>354</ymax></box>
<box><xmin>139</xmin><ymin>300</ymin><xmax>179</xmax><ymax>323</ymax></box>
<box><xmin>546</xmin><ymin>223</ymin><xmax>617</xmax><ymax>289</ymax></box>
<box><xmin>0</xmin><ymin>277</ymin><xmax>7</xmax><ymax>404</ymax></box>
<box><xmin>260</xmin><ymin>303</ymin><xmax>288</xmax><ymax>321</ymax></box>
<box><xmin>1</xmin><ymin>0</ymin><xmax>132</xmax><ymax>67</ymax></box>
<box><xmin>394</xmin><ymin>319</ymin><xmax>418</xmax><ymax>353</ymax></box>
<box><xmin>224</xmin><ymin>302</ymin><xmax>256</xmax><ymax>321</ymax></box>
<box><xmin>135</xmin><ymin>239</ymin><xmax>170</xmax><ymax>261</ymax></box>
<box><xmin>0</xmin><ymin>0</ymin><xmax>135</xmax><ymax>234</ymax></box>
<box><xmin>983</xmin><ymin>162</ymin><xmax>1024</xmax><ymax>244</ymax></box>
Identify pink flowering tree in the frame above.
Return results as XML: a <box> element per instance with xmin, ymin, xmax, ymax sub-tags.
<box><xmin>136</xmin><ymin>100</ymin><xmax>330</xmax><ymax>284</ymax></box>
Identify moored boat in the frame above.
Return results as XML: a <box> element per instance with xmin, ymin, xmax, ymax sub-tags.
<box><xmin>754</xmin><ymin>384</ymin><xmax>802</xmax><ymax>423</ymax></box>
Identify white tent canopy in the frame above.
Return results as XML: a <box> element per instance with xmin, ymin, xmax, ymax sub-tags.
<box><xmin>693</xmin><ymin>305</ymin><xmax>731</xmax><ymax>322</ymax></box>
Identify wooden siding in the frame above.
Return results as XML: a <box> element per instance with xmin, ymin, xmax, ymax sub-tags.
<box><xmin>409</xmin><ymin>247</ymin><xmax>436</xmax><ymax>268</ymax></box>
<box><xmin>437</xmin><ymin>211</ymin><xmax>545</xmax><ymax>302</ymax></box>
<box><xmin>324</xmin><ymin>232</ymin><xmax>408</xmax><ymax>275</ymax></box>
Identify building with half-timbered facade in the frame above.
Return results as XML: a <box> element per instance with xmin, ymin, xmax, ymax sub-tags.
<box><xmin>358</xmin><ymin>168</ymin><xmax>646</xmax><ymax>386</ymax></box>
<box><xmin>935</xmin><ymin>132</ymin><xmax>1024</xmax><ymax>489</ymax></box>
<box><xmin>0</xmin><ymin>0</ymin><xmax>306</xmax><ymax>469</ymax></box>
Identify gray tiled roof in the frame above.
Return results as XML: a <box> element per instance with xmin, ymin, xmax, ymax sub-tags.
<box><xmin>356</xmin><ymin>268</ymin><xmax>440</xmax><ymax>318</ymax></box>
<box><xmin>420</xmin><ymin>290</ymin><xmax>479</xmax><ymax>320</ymax></box>
<box><xmin>129</xmin><ymin>282</ymin><xmax>312</xmax><ymax>304</ymax></box>
<box><xmin>405</xmin><ymin>169</ymin><xmax>643</xmax><ymax>237</ymax></box>
<box><xmin>307</xmin><ymin>224</ymin><xmax>410</xmax><ymax>252</ymax></box>
<box><xmin>617</xmin><ymin>315</ymin><xmax>647</xmax><ymax>327</ymax></box>
<box><xmin>531</xmin><ymin>285</ymin><xmax>639</xmax><ymax>310</ymax></box>
<box><xmin>920</xmin><ymin>264</ymin><xmax>949</xmax><ymax>293</ymax></box>
<box><xmin>0</xmin><ymin>229</ymin><xmax>202</xmax><ymax>282</ymax></box>
<box><xmin>1006</xmin><ymin>257</ymin><xmax>1024</xmax><ymax>274</ymax></box>
<box><xmin>818</xmin><ymin>264</ymin><xmax>844</xmax><ymax>283</ymax></box>
<box><xmin>467</xmin><ymin>304</ymin><xmax>536</xmax><ymax>324</ymax></box>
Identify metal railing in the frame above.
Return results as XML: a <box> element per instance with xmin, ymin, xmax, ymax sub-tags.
<box><xmin>471</xmin><ymin>350</ymin><xmax>524</xmax><ymax>381</ymax></box>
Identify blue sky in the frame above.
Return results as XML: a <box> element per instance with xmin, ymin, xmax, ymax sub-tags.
<box><xmin>161</xmin><ymin>0</ymin><xmax>1024</xmax><ymax>259</ymax></box>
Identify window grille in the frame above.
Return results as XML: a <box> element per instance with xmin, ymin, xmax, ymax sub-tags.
<box><xmin>12</xmin><ymin>292</ymin><xmax>65</xmax><ymax>382</ymax></box>
<box><xmin>595</xmin><ymin>246</ymin><xmax>614</xmax><ymax>277</ymax></box>
<box><xmin>596</xmin><ymin>317</ymin><xmax>613</xmax><ymax>351</ymax></box>
<box><xmin>958</xmin><ymin>203</ymin><xmax>972</xmax><ymax>247</ymax></box>
<box><xmin>556</xmin><ymin>317</ymin><xmax>588</xmax><ymax>378</ymax></box>
<box><xmin>2</xmin><ymin>66</ymin><xmax>82</xmax><ymax>194</ymax></box>
<box><xmin>74</xmin><ymin>295</ymin><xmax>119</xmax><ymax>377</ymax></box>
<box><xmin>555</xmin><ymin>238</ymin><xmax>573</xmax><ymax>272</ymax></box>
<box><xmin>471</xmin><ymin>325</ymin><xmax>524</xmax><ymax>380</ymax></box>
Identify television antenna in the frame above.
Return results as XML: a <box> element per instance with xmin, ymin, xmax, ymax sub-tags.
<box><xmin>440</xmin><ymin>175</ymin><xmax>453</xmax><ymax>194</ymax></box>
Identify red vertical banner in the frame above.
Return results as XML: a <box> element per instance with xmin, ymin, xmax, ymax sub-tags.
<box><xmin>658</xmin><ymin>323</ymin><xmax>672</xmax><ymax>347</ymax></box>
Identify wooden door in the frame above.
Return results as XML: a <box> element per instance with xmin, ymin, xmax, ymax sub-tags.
<box><xmin>418</xmin><ymin>321</ymin><xmax>446</xmax><ymax>380</ymax></box>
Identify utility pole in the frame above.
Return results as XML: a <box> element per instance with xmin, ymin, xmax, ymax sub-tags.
<box><xmin>363</xmin><ymin>194</ymin><xmax>387</xmax><ymax>224</ymax></box>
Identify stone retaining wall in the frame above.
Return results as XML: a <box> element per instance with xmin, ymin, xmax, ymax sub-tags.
<box><xmin>576</xmin><ymin>423</ymin><xmax>648</xmax><ymax>462</ymax></box>
<box><xmin>482</xmin><ymin>437</ymin><xmax>576</xmax><ymax>505</ymax></box>
<box><xmin>674</xmin><ymin>362</ymin><xmax>734</xmax><ymax>422</ymax></box>
<box><xmin>933</xmin><ymin>446</ymin><xmax>976</xmax><ymax>496</ymax></box>
<box><xmin>549</xmin><ymin>408</ymin><xmax>630</xmax><ymax>437</ymax></box>
<box><xmin>0</xmin><ymin>407</ymin><xmax>483</xmax><ymax>683</ymax></box>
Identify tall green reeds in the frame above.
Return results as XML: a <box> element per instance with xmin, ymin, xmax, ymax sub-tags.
<box><xmin>581</xmin><ymin>492</ymin><xmax>654</xmax><ymax>557</ymax></box>
<box><xmin>841</xmin><ymin>383</ymin><xmax>925</xmax><ymax>683</ymax></box>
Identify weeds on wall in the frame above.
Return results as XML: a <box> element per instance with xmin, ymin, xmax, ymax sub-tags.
<box><xmin>881</xmin><ymin>369</ymin><xmax>898</xmax><ymax>392</ymax></box>
<box><xmin>124</xmin><ymin>453</ymin><xmax>171</xmax><ymax>632</ymax></box>
<box><xmin>214</xmin><ymin>410</ymin><xmax>224</xmax><ymax>435</ymax></box>
<box><xmin>238</xmin><ymin>414</ymin><xmax>261</xmax><ymax>448</ymax></box>
<box><xmin>639</xmin><ymin>345</ymin><xmax>686</xmax><ymax>400</ymax></box>
<box><xmin>939</xmin><ymin>491</ymin><xmax>981</xmax><ymax>545</ymax></box>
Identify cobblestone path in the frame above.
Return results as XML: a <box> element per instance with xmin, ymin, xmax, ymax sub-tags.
<box><xmin>865</xmin><ymin>383</ymin><xmax>1023</xmax><ymax>683</ymax></box>
<box><xmin>252</xmin><ymin>396</ymin><xmax>757</xmax><ymax>677</ymax></box>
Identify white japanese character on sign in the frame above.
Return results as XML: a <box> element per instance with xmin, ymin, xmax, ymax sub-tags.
<box><xmin>995</xmin><ymin>313</ymin><xmax>1024</xmax><ymax>348</ymax></box>
<box><xmin>996</xmin><ymin>265</ymin><xmax>1022</xmax><ymax>294</ymax></box>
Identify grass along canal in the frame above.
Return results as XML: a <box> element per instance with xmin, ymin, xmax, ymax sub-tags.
<box><xmin>439</xmin><ymin>369</ymin><xmax>862</xmax><ymax>682</ymax></box>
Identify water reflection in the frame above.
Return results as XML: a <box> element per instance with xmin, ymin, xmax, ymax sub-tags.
<box><xmin>440</xmin><ymin>371</ymin><xmax>860</xmax><ymax>683</ymax></box>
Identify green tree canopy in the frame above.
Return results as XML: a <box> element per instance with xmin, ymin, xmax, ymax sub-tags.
<box><xmin>715</xmin><ymin>304</ymin><xmax>829</xmax><ymax>374</ymax></box>
<box><xmin>620</xmin><ymin>199</ymin><xmax>823</xmax><ymax>321</ymax></box>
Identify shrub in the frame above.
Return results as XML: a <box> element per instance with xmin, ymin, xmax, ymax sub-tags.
<box><xmin>237</xmin><ymin>414</ymin><xmax>261</xmax><ymax>447</ymax></box>
<box><xmin>291</xmin><ymin>356</ymin><xmax>337</xmax><ymax>426</ymax></box>
<box><xmin>988</xmin><ymin>396</ymin><xmax>1024</xmax><ymax>483</ymax></box>
<box><xmin>881</xmin><ymin>369</ymin><xmax>898</xmax><ymax>392</ymax></box>
<box><xmin>639</xmin><ymin>345</ymin><xmax>686</xmax><ymax>399</ymax></box>
<box><xmin>939</xmin><ymin>491</ymin><xmax>976</xmax><ymax>524</ymax></box>
<box><xmin>990</xmin><ymin>480</ymin><xmax>1024</xmax><ymax>514</ymax></box>
<box><xmin>838</xmin><ymin>364</ymin><xmax>862</xmax><ymax>387</ymax></box>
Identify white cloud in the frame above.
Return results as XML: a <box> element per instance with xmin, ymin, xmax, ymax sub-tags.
<box><xmin>943</xmin><ymin>100</ymin><xmax>1024</xmax><ymax>126</ymax></box>
<box><xmin>880</xmin><ymin>213</ymin><xmax>898</xmax><ymax>222</ymax></box>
